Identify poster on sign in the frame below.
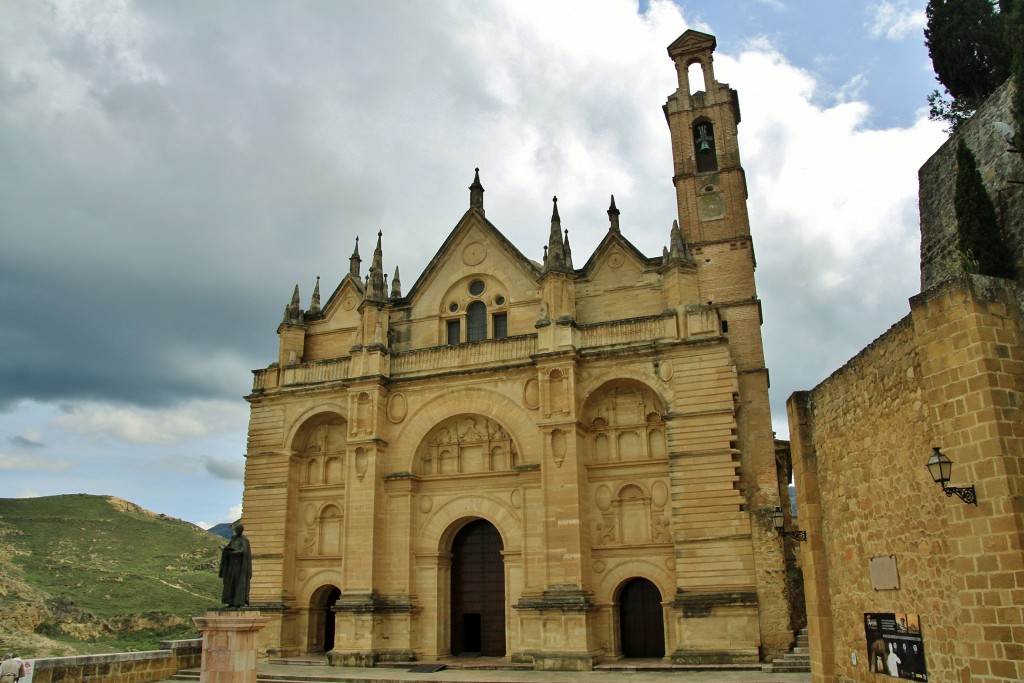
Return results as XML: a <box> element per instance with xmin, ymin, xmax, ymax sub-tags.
<box><xmin>864</xmin><ymin>613</ymin><xmax>927</xmax><ymax>681</ymax></box>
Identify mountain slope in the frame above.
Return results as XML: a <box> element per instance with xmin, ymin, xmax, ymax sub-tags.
<box><xmin>0</xmin><ymin>494</ymin><xmax>224</xmax><ymax>657</ymax></box>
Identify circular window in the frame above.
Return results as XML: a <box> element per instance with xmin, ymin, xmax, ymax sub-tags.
<box><xmin>469</xmin><ymin>279</ymin><xmax>485</xmax><ymax>296</ymax></box>
<box><xmin>449</xmin><ymin>302</ymin><xmax>459</xmax><ymax>312</ymax></box>
<box><xmin>495</xmin><ymin>295</ymin><xmax>506</xmax><ymax>306</ymax></box>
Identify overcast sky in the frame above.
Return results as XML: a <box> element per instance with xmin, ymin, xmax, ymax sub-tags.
<box><xmin>0</xmin><ymin>1</ymin><xmax>949</xmax><ymax>527</ymax></box>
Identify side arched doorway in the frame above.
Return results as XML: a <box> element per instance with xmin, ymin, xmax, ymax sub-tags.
<box><xmin>618</xmin><ymin>577</ymin><xmax>665</xmax><ymax>658</ymax></box>
<box><xmin>450</xmin><ymin>519</ymin><xmax>505</xmax><ymax>656</ymax></box>
<box><xmin>307</xmin><ymin>585</ymin><xmax>341</xmax><ymax>653</ymax></box>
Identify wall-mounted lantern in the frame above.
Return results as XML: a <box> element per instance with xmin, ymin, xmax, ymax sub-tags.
<box><xmin>773</xmin><ymin>506</ymin><xmax>807</xmax><ymax>541</ymax></box>
<box><xmin>926</xmin><ymin>447</ymin><xmax>977</xmax><ymax>505</ymax></box>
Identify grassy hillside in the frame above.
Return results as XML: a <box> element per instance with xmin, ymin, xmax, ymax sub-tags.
<box><xmin>0</xmin><ymin>494</ymin><xmax>224</xmax><ymax>657</ymax></box>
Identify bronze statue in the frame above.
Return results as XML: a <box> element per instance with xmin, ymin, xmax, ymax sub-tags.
<box><xmin>219</xmin><ymin>522</ymin><xmax>252</xmax><ymax>608</ymax></box>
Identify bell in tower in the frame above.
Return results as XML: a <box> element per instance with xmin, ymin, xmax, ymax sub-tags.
<box><xmin>664</xmin><ymin>30</ymin><xmax>749</xmax><ymax>244</ymax></box>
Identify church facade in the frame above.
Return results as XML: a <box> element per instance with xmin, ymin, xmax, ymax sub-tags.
<box><xmin>241</xmin><ymin>30</ymin><xmax>795</xmax><ymax>670</ymax></box>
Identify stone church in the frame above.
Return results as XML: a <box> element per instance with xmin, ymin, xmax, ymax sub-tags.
<box><xmin>241</xmin><ymin>30</ymin><xmax>796</xmax><ymax>670</ymax></box>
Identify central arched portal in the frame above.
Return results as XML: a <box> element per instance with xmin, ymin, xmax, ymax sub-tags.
<box><xmin>450</xmin><ymin>519</ymin><xmax>505</xmax><ymax>656</ymax></box>
<box><xmin>618</xmin><ymin>577</ymin><xmax>665</xmax><ymax>658</ymax></box>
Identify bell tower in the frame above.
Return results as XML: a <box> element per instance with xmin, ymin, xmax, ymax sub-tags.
<box><xmin>663</xmin><ymin>30</ymin><xmax>793</xmax><ymax>658</ymax></box>
<box><xmin>665</xmin><ymin>31</ymin><xmax>750</xmax><ymax>245</ymax></box>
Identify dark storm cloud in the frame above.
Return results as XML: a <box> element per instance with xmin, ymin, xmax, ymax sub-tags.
<box><xmin>201</xmin><ymin>455</ymin><xmax>245</xmax><ymax>482</ymax></box>
<box><xmin>0</xmin><ymin>2</ymin><xmax>681</xmax><ymax>412</ymax></box>
<box><xmin>9</xmin><ymin>434</ymin><xmax>46</xmax><ymax>449</ymax></box>
<box><xmin>0</xmin><ymin>0</ymin><xmax>943</xmax><ymax>459</ymax></box>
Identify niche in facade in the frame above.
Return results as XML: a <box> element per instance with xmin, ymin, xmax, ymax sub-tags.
<box><xmin>416</xmin><ymin>415</ymin><xmax>519</xmax><ymax>476</ymax></box>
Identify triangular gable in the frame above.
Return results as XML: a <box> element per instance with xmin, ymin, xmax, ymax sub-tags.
<box><xmin>314</xmin><ymin>274</ymin><xmax>365</xmax><ymax>325</ymax></box>
<box><xmin>577</xmin><ymin>228</ymin><xmax>659</xmax><ymax>280</ymax></box>
<box><xmin>667</xmin><ymin>30</ymin><xmax>716</xmax><ymax>60</ymax></box>
<box><xmin>399</xmin><ymin>208</ymin><xmax>542</xmax><ymax>305</ymax></box>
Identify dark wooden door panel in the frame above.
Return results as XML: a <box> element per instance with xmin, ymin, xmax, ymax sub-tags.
<box><xmin>451</xmin><ymin>520</ymin><xmax>505</xmax><ymax>656</ymax></box>
<box><xmin>619</xmin><ymin>578</ymin><xmax>665</xmax><ymax>658</ymax></box>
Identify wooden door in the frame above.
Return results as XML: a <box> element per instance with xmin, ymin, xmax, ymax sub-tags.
<box><xmin>450</xmin><ymin>519</ymin><xmax>505</xmax><ymax>656</ymax></box>
<box><xmin>619</xmin><ymin>578</ymin><xmax>665</xmax><ymax>658</ymax></box>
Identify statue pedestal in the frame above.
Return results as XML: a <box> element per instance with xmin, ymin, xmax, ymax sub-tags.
<box><xmin>193</xmin><ymin>610</ymin><xmax>267</xmax><ymax>683</ymax></box>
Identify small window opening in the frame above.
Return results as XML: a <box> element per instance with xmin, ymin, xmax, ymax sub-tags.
<box><xmin>467</xmin><ymin>301</ymin><xmax>487</xmax><ymax>342</ymax></box>
<box><xmin>721</xmin><ymin>320</ymin><xmax>729</xmax><ymax>333</ymax></box>
<box><xmin>493</xmin><ymin>313</ymin><xmax>508</xmax><ymax>339</ymax></box>
<box><xmin>687</xmin><ymin>61</ymin><xmax>706</xmax><ymax>94</ymax></box>
<box><xmin>469</xmin><ymin>279</ymin><xmax>485</xmax><ymax>296</ymax></box>
<box><xmin>447</xmin><ymin>319</ymin><xmax>461</xmax><ymax>345</ymax></box>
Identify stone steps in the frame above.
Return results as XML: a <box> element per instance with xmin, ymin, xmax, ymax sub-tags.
<box><xmin>761</xmin><ymin>628</ymin><xmax>811</xmax><ymax>673</ymax></box>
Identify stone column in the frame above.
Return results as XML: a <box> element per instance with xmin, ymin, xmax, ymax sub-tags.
<box><xmin>193</xmin><ymin>610</ymin><xmax>268</xmax><ymax>683</ymax></box>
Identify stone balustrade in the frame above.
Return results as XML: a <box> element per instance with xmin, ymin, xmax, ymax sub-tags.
<box><xmin>391</xmin><ymin>333</ymin><xmax>537</xmax><ymax>377</ymax></box>
<box><xmin>579</xmin><ymin>313</ymin><xmax>676</xmax><ymax>348</ymax></box>
<box><xmin>251</xmin><ymin>312</ymin><xmax>682</xmax><ymax>392</ymax></box>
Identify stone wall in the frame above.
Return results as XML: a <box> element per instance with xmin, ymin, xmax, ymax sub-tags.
<box><xmin>25</xmin><ymin>639</ymin><xmax>201</xmax><ymax>683</ymax></box>
<box><xmin>788</xmin><ymin>276</ymin><xmax>1024</xmax><ymax>683</ymax></box>
<box><xmin>919</xmin><ymin>79</ymin><xmax>1024</xmax><ymax>290</ymax></box>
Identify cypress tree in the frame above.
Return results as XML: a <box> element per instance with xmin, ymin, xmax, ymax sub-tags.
<box><xmin>925</xmin><ymin>0</ymin><xmax>1012</xmax><ymax>131</ymax></box>
<box><xmin>955</xmin><ymin>140</ymin><xmax>1016</xmax><ymax>278</ymax></box>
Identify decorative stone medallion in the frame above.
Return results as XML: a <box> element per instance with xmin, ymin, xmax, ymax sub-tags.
<box><xmin>387</xmin><ymin>392</ymin><xmax>408</xmax><ymax>423</ymax></box>
<box><xmin>523</xmin><ymin>378</ymin><xmax>540</xmax><ymax>410</ymax></box>
<box><xmin>462</xmin><ymin>242</ymin><xmax>486</xmax><ymax>266</ymax></box>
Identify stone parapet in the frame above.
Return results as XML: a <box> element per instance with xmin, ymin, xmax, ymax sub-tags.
<box><xmin>23</xmin><ymin>640</ymin><xmax>201</xmax><ymax>683</ymax></box>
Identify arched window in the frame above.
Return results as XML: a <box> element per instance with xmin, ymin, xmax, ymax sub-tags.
<box><xmin>687</xmin><ymin>61</ymin><xmax>706</xmax><ymax>94</ymax></box>
<box><xmin>467</xmin><ymin>301</ymin><xmax>487</xmax><ymax>341</ymax></box>
<box><xmin>693</xmin><ymin>121</ymin><xmax>717</xmax><ymax>173</ymax></box>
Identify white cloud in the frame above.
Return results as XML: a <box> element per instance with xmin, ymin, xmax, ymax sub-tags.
<box><xmin>198</xmin><ymin>502</ymin><xmax>242</xmax><ymax>530</ymax></box>
<box><xmin>54</xmin><ymin>399</ymin><xmax>249</xmax><ymax>445</ymax></box>
<box><xmin>835</xmin><ymin>73</ymin><xmax>870</xmax><ymax>103</ymax></box>
<box><xmin>711</xmin><ymin>44</ymin><xmax>945</xmax><ymax>436</ymax></box>
<box><xmin>867</xmin><ymin>2</ymin><xmax>926</xmax><ymax>40</ymax></box>
<box><xmin>0</xmin><ymin>1</ymin><xmax>950</xmax><ymax>509</ymax></box>
<box><xmin>0</xmin><ymin>453</ymin><xmax>75</xmax><ymax>472</ymax></box>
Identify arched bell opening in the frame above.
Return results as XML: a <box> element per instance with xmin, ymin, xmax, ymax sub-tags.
<box><xmin>616</xmin><ymin>577</ymin><xmax>665</xmax><ymax>659</ymax></box>
<box><xmin>692</xmin><ymin>119</ymin><xmax>718</xmax><ymax>173</ymax></box>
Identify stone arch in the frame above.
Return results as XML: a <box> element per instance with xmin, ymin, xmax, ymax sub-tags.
<box><xmin>576</xmin><ymin>369</ymin><xmax>669</xmax><ymax>415</ymax></box>
<box><xmin>418</xmin><ymin>494</ymin><xmax>521</xmax><ymax>555</ymax></box>
<box><xmin>288</xmin><ymin>411</ymin><xmax>348</xmax><ymax>487</ymax></box>
<box><xmin>296</xmin><ymin>571</ymin><xmax>345</xmax><ymax>606</ymax></box>
<box><xmin>437</xmin><ymin>273</ymin><xmax>511</xmax><ymax>314</ymax></box>
<box><xmin>414</xmin><ymin>414</ymin><xmax>517</xmax><ymax>476</ymax></box>
<box><xmin>596</xmin><ymin>559</ymin><xmax>674</xmax><ymax>608</ymax></box>
<box><xmin>395</xmin><ymin>387</ymin><xmax>541</xmax><ymax>473</ymax></box>
<box><xmin>285</xmin><ymin>404</ymin><xmax>347</xmax><ymax>452</ymax></box>
<box><xmin>581</xmin><ymin>379</ymin><xmax>668</xmax><ymax>464</ymax></box>
<box><xmin>618</xmin><ymin>482</ymin><xmax>648</xmax><ymax>499</ymax></box>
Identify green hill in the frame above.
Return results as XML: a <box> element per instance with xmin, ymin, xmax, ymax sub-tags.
<box><xmin>0</xmin><ymin>494</ymin><xmax>225</xmax><ymax>657</ymax></box>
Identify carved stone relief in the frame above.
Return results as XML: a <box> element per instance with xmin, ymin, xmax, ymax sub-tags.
<box><xmin>416</xmin><ymin>415</ymin><xmax>519</xmax><ymax>476</ymax></box>
<box><xmin>582</xmin><ymin>383</ymin><xmax>667</xmax><ymax>464</ymax></box>
<box><xmin>300</xmin><ymin>502</ymin><xmax>345</xmax><ymax>557</ymax></box>
<box><xmin>591</xmin><ymin>479</ymin><xmax>672</xmax><ymax>548</ymax></box>
<box><xmin>293</xmin><ymin>416</ymin><xmax>347</xmax><ymax>487</ymax></box>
